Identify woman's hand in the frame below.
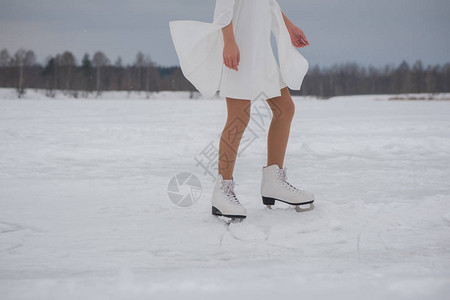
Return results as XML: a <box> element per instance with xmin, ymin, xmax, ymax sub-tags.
<box><xmin>288</xmin><ymin>25</ymin><xmax>309</xmax><ymax>48</ymax></box>
<box><xmin>223</xmin><ymin>41</ymin><xmax>240</xmax><ymax>71</ymax></box>
<box><xmin>281</xmin><ymin>11</ymin><xmax>310</xmax><ymax>48</ymax></box>
<box><xmin>221</xmin><ymin>21</ymin><xmax>240</xmax><ymax>71</ymax></box>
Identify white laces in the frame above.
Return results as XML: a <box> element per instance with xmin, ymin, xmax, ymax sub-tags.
<box><xmin>221</xmin><ymin>180</ymin><xmax>241</xmax><ymax>205</ymax></box>
<box><xmin>277</xmin><ymin>167</ymin><xmax>301</xmax><ymax>192</ymax></box>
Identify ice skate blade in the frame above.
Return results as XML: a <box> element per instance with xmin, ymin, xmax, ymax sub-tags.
<box><xmin>229</xmin><ymin>217</ymin><xmax>245</xmax><ymax>223</ymax></box>
<box><xmin>262</xmin><ymin>196</ymin><xmax>315</xmax><ymax>211</ymax></box>
<box><xmin>295</xmin><ymin>203</ymin><xmax>315</xmax><ymax>212</ymax></box>
<box><xmin>211</xmin><ymin>206</ymin><xmax>246</xmax><ymax>220</ymax></box>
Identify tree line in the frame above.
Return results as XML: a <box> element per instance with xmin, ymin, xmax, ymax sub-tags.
<box><xmin>0</xmin><ymin>48</ymin><xmax>449</xmax><ymax>98</ymax></box>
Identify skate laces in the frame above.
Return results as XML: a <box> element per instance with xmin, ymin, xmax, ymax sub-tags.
<box><xmin>221</xmin><ymin>180</ymin><xmax>241</xmax><ymax>205</ymax></box>
<box><xmin>277</xmin><ymin>167</ymin><xmax>301</xmax><ymax>192</ymax></box>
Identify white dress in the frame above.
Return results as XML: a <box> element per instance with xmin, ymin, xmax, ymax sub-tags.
<box><xmin>169</xmin><ymin>0</ymin><xmax>308</xmax><ymax>101</ymax></box>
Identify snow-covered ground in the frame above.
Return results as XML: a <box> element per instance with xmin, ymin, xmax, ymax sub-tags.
<box><xmin>1</xmin><ymin>89</ymin><xmax>449</xmax><ymax>299</ymax></box>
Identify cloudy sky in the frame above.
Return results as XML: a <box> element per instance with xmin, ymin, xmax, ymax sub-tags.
<box><xmin>1</xmin><ymin>0</ymin><xmax>449</xmax><ymax>68</ymax></box>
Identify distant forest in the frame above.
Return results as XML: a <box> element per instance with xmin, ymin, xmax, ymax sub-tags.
<box><xmin>0</xmin><ymin>48</ymin><xmax>449</xmax><ymax>98</ymax></box>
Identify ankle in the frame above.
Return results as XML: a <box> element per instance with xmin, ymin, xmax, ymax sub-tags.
<box><xmin>266</xmin><ymin>163</ymin><xmax>282</xmax><ymax>168</ymax></box>
<box><xmin>220</xmin><ymin>173</ymin><xmax>233</xmax><ymax>180</ymax></box>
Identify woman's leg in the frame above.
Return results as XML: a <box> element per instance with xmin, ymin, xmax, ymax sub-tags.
<box><xmin>266</xmin><ymin>87</ymin><xmax>295</xmax><ymax>168</ymax></box>
<box><xmin>218</xmin><ymin>97</ymin><xmax>251</xmax><ymax>180</ymax></box>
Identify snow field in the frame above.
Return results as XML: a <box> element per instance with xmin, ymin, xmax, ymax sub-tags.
<box><xmin>0</xmin><ymin>90</ymin><xmax>449</xmax><ymax>299</ymax></box>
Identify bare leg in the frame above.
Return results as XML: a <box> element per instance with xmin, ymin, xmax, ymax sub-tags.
<box><xmin>266</xmin><ymin>87</ymin><xmax>295</xmax><ymax>168</ymax></box>
<box><xmin>218</xmin><ymin>98</ymin><xmax>251</xmax><ymax>180</ymax></box>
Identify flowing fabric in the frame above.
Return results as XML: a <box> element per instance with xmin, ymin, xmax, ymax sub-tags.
<box><xmin>169</xmin><ymin>0</ymin><xmax>308</xmax><ymax>99</ymax></box>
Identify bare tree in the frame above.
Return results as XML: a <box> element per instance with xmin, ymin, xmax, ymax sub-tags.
<box><xmin>134</xmin><ymin>51</ymin><xmax>145</xmax><ymax>91</ymax></box>
<box><xmin>59</xmin><ymin>51</ymin><xmax>76</xmax><ymax>92</ymax></box>
<box><xmin>92</xmin><ymin>51</ymin><xmax>110</xmax><ymax>95</ymax></box>
<box><xmin>0</xmin><ymin>49</ymin><xmax>11</xmax><ymax>67</ymax></box>
<box><xmin>425</xmin><ymin>65</ymin><xmax>439</xmax><ymax>93</ymax></box>
<box><xmin>81</xmin><ymin>53</ymin><xmax>94</xmax><ymax>96</ymax></box>
<box><xmin>144</xmin><ymin>54</ymin><xmax>157</xmax><ymax>97</ymax></box>
<box><xmin>114</xmin><ymin>56</ymin><xmax>122</xmax><ymax>68</ymax></box>
<box><xmin>113</xmin><ymin>56</ymin><xmax>123</xmax><ymax>90</ymax></box>
<box><xmin>0</xmin><ymin>49</ymin><xmax>12</xmax><ymax>87</ymax></box>
<box><xmin>13</xmin><ymin>48</ymin><xmax>36</xmax><ymax>97</ymax></box>
<box><xmin>412</xmin><ymin>60</ymin><xmax>424</xmax><ymax>93</ymax></box>
<box><xmin>13</xmin><ymin>49</ymin><xmax>27</xmax><ymax>96</ymax></box>
<box><xmin>43</xmin><ymin>55</ymin><xmax>57</xmax><ymax>97</ymax></box>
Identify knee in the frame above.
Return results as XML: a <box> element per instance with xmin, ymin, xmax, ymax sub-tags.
<box><xmin>275</xmin><ymin>101</ymin><xmax>295</xmax><ymax>121</ymax></box>
<box><xmin>286</xmin><ymin>101</ymin><xmax>295</xmax><ymax>120</ymax></box>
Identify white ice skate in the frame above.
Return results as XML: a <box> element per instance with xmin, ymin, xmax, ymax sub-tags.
<box><xmin>261</xmin><ymin>164</ymin><xmax>315</xmax><ymax>212</ymax></box>
<box><xmin>212</xmin><ymin>174</ymin><xmax>247</xmax><ymax>220</ymax></box>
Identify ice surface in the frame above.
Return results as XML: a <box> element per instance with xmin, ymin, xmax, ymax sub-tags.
<box><xmin>0</xmin><ymin>89</ymin><xmax>449</xmax><ymax>299</ymax></box>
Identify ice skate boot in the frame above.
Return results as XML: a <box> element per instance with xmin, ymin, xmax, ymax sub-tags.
<box><xmin>212</xmin><ymin>174</ymin><xmax>247</xmax><ymax>220</ymax></box>
<box><xmin>261</xmin><ymin>164</ymin><xmax>315</xmax><ymax>212</ymax></box>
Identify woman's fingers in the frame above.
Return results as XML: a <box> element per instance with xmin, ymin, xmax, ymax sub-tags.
<box><xmin>224</xmin><ymin>49</ymin><xmax>240</xmax><ymax>70</ymax></box>
<box><xmin>224</xmin><ymin>56</ymin><xmax>230</xmax><ymax>69</ymax></box>
<box><xmin>301</xmin><ymin>33</ymin><xmax>309</xmax><ymax>45</ymax></box>
<box><xmin>293</xmin><ymin>39</ymin><xmax>302</xmax><ymax>47</ymax></box>
<box><xmin>224</xmin><ymin>56</ymin><xmax>239</xmax><ymax>71</ymax></box>
<box><xmin>289</xmin><ymin>26</ymin><xmax>310</xmax><ymax>47</ymax></box>
<box><xmin>223</xmin><ymin>41</ymin><xmax>240</xmax><ymax>70</ymax></box>
<box><xmin>293</xmin><ymin>36</ymin><xmax>308</xmax><ymax>47</ymax></box>
<box><xmin>237</xmin><ymin>52</ymin><xmax>240</xmax><ymax>69</ymax></box>
<box><xmin>233</xmin><ymin>56</ymin><xmax>239</xmax><ymax>71</ymax></box>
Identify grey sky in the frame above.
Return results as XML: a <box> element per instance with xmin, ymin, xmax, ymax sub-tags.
<box><xmin>1</xmin><ymin>0</ymin><xmax>449</xmax><ymax>68</ymax></box>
